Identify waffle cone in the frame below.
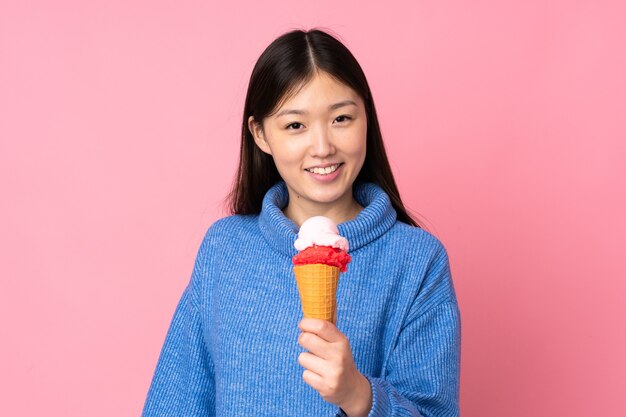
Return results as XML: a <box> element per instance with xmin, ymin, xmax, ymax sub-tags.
<box><xmin>293</xmin><ymin>264</ymin><xmax>340</xmax><ymax>322</ymax></box>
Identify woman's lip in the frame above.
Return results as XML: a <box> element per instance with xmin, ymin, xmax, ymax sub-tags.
<box><xmin>305</xmin><ymin>162</ymin><xmax>343</xmax><ymax>170</ymax></box>
<box><xmin>306</xmin><ymin>163</ymin><xmax>343</xmax><ymax>183</ymax></box>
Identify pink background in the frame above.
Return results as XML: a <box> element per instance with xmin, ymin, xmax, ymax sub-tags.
<box><xmin>1</xmin><ymin>1</ymin><xmax>625</xmax><ymax>416</ymax></box>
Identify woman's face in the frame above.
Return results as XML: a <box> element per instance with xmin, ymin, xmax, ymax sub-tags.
<box><xmin>249</xmin><ymin>71</ymin><xmax>367</xmax><ymax>214</ymax></box>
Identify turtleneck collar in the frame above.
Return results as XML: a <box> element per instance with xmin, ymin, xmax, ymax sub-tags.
<box><xmin>258</xmin><ymin>181</ymin><xmax>398</xmax><ymax>257</ymax></box>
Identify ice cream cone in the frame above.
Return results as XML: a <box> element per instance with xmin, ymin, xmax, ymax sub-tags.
<box><xmin>293</xmin><ymin>263</ymin><xmax>340</xmax><ymax>322</ymax></box>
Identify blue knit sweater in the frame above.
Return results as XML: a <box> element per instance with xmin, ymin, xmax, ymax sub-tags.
<box><xmin>142</xmin><ymin>181</ymin><xmax>461</xmax><ymax>417</ymax></box>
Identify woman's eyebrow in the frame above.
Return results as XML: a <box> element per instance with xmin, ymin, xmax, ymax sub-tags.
<box><xmin>275</xmin><ymin>100</ymin><xmax>358</xmax><ymax>118</ymax></box>
<box><xmin>329</xmin><ymin>99</ymin><xmax>357</xmax><ymax>110</ymax></box>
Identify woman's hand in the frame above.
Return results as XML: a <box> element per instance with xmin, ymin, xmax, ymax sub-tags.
<box><xmin>297</xmin><ymin>318</ymin><xmax>372</xmax><ymax>417</ymax></box>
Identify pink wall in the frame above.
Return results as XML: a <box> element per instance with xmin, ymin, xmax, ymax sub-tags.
<box><xmin>1</xmin><ymin>1</ymin><xmax>624</xmax><ymax>416</ymax></box>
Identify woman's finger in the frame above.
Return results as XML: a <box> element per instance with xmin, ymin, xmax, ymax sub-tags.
<box><xmin>301</xmin><ymin>369</ymin><xmax>325</xmax><ymax>392</ymax></box>
<box><xmin>298</xmin><ymin>331</ymin><xmax>334</xmax><ymax>360</ymax></box>
<box><xmin>297</xmin><ymin>351</ymin><xmax>330</xmax><ymax>376</ymax></box>
<box><xmin>298</xmin><ymin>318</ymin><xmax>344</xmax><ymax>343</ymax></box>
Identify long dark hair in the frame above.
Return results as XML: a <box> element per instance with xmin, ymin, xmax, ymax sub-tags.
<box><xmin>227</xmin><ymin>28</ymin><xmax>419</xmax><ymax>227</ymax></box>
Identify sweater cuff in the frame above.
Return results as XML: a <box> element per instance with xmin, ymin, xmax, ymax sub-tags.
<box><xmin>335</xmin><ymin>375</ymin><xmax>388</xmax><ymax>417</ymax></box>
<box><xmin>364</xmin><ymin>375</ymin><xmax>391</xmax><ymax>417</ymax></box>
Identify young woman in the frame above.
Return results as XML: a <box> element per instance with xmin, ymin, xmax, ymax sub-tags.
<box><xmin>142</xmin><ymin>29</ymin><xmax>461</xmax><ymax>417</ymax></box>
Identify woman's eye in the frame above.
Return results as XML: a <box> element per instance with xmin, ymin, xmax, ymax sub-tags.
<box><xmin>334</xmin><ymin>115</ymin><xmax>352</xmax><ymax>123</ymax></box>
<box><xmin>286</xmin><ymin>122</ymin><xmax>303</xmax><ymax>130</ymax></box>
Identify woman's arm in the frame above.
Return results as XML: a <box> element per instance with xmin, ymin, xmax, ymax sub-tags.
<box><xmin>320</xmin><ymin>299</ymin><xmax>460</xmax><ymax>417</ymax></box>
<box><xmin>141</xmin><ymin>233</ymin><xmax>216</xmax><ymax>417</ymax></box>
<box><xmin>361</xmin><ymin>300</ymin><xmax>461</xmax><ymax>417</ymax></box>
<box><xmin>358</xmin><ymin>243</ymin><xmax>462</xmax><ymax>417</ymax></box>
<box><xmin>303</xmin><ymin>242</ymin><xmax>461</xmax><ymax>417</ymax></box>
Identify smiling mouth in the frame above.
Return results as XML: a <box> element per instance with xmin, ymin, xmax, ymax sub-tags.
<box><xmin>305</xmin><ymin>163</ymin><xmax>343</xmax><ymax>175</ymax></box>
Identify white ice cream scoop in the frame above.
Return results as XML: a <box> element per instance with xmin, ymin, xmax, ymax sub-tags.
<box><xmin>294</xmin><ymin>216</ymin><xmax>349</xmax><ymax>252</ymax></box>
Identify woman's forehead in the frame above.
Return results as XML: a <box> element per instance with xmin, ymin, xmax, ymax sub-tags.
<box><xmin>273</xmin><ymin>72</ymin><xmax>361</xmax><ymax>115</ymax></box>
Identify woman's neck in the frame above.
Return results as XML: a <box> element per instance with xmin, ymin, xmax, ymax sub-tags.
<box><xmin>283</xmin><ymin>193</ymin><xmax>363</xmax><ymax>228</ymax></box>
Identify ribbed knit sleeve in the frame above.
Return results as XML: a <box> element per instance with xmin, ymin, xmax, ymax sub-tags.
<box><xmin>350</xmin><ymin>242</ymin><xmax>461</xmax><ymax>417</ymax></box>
<box><xmin>365</xmin><ymin>301</ymin><xmax>461</xmax><ymax>417</ymax></box>
<box><xmin>141</xmin><ymin>233</ymin><xmax>216</xmax><ymax>417</ymax></box>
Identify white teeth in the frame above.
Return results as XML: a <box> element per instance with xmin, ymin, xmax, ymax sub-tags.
<box><xmin>308</xmin><ymin>164</ymin><xmax>340</xmax><ymax>175</ymax></box>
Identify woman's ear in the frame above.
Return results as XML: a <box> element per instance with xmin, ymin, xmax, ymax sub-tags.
<box><xmin>248</xmin><ymin>116</ymin><xmax>272</xmax><ymax>155</ymax></box>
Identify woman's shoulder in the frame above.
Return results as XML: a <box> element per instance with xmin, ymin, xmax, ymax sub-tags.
<box><xmin>198</xmin><ymin>213</ymin><xmax>260</xmax><ymax>249</ymax></box>
<box><xmin>206</xmin><ymin>213</ymin><xmax>259</xmax><ymax>237</ymax></box>
<box><xmin>388</xmin><ymin>222</ymin><xmax>457</xmax><ymax>310</ymax></box>
<box><xmin>389</xmin><ymin>221</ymin><xmax>448</xmax><ymax>258</ymax></box>
<box><xmin>208</xmin><ymin>213</ymin><xmax>258</xmax><ymax>232</ymax></box>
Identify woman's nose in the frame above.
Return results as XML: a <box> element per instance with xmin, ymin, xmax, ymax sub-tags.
<box><xmin>309</xmin><ymin>126</ymin><xmax>335</xmax><ymax>157</ymax></box>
